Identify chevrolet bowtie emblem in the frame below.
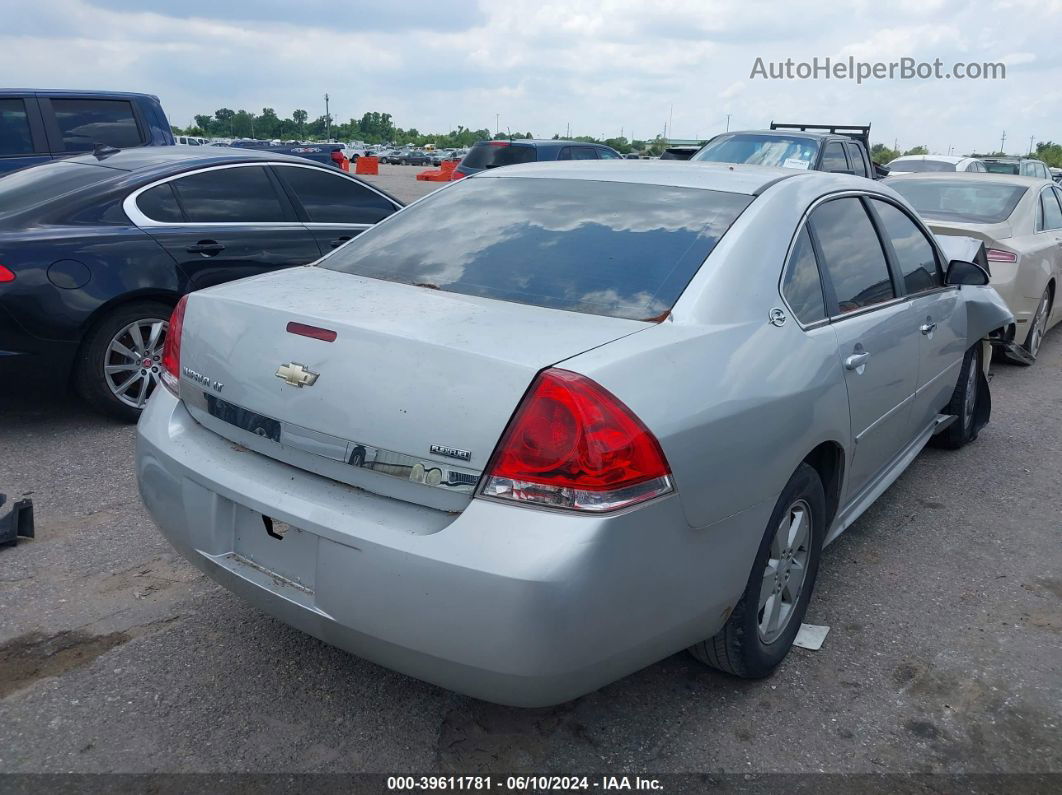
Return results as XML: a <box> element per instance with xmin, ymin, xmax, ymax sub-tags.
<box><xmin>275</xmin><ymin>362</ymin><xmax>319</xmax><ymax>388</ymax></box>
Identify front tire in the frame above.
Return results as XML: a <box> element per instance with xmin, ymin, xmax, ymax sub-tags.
<box><xmin>74</xmin><ymin>300</ymin><xmax>173</xmax><ymax>422</ymax></box>
<box><xmin>689</xmin><ymin>463</ymin><xmax>826</xmax><ymax>678</ymax></box>
<box><xmin>931</xmin><ymin>342</ymin><xmax>985</xmax><ymax>450</ymax></box>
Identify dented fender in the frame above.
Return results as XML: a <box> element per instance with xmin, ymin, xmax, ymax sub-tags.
<box><xmin>962</xmin><ymin>285</ymin><xmax>1013</xmax><ymax>347</ymax></box>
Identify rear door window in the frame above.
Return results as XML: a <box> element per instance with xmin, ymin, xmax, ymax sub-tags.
<box><xmin>460</xmin><ymin>142</ymin><xmax>536</xmax><ymax>169</ymax></box>
<box><xmin>572</xmin><ymin>147</ymin><xmax>599</xmax><ymax>160</ymax></box>
<box><xmin>170</xmin><ymin>166</ymin><xmax>287</xmax><ymax>223</ymax></box>
<box><xmin>50</xmin><ymin>98</ymin><xmax>143</xmax><ymax>151</ymax></box>
<box><xmin>136</xmin><ymin>182</ymin><xmax>184</xmax><ymax>223</ymax></box>
<box><xmin>0</xmin><ymin>98</ymin><xmax>34</xmax><ymax>155</ymax></box>
<box><xmin>1041</xmin><ymin>188</ymin><xmax>1062</xmax><ymax>231</ymax></box>
<box><xmin>811</xmin><ymin>198</ymin><xmax>896</xmax><ymax>314</ymax></box>
<box><xmin>781</xmin><ymin>227</ymin><xmax>826</xmax><ymax>325</ymax></box>
<box><xmin>821</xmin><ymin>143</ymin><xmax>849</xmax><ymax>173</ymax></box>
<box><xmin>275</xmin><ymin>165</ymin><xmax>396</xmax><ymax>224</ymax></box>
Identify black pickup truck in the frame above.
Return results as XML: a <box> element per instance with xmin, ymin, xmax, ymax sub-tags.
<box><xmin>690</xmin><ymin>123</ymin><xmax>888</xmax><ymax>179</ymax></box>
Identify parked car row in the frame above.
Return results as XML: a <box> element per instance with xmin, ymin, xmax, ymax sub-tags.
<box><xmin>1</xmin><ymin>94</ymin><xmax>1057</xmax><ymax>708</ymax></box>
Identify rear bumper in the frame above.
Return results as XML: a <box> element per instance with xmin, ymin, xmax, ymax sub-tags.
<box><xmin>136</xmin><ymin>390</ymin><xmax>769</xmax><ymax>706</ymax></box>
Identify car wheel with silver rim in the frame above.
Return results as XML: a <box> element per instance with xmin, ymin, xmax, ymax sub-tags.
<box><xmin>689</xmin><ymin>462</ymin><xmax>826</xmax><ymax>678</ymax></box>
<box><xmin>74</xmin><ymin>299</ymin><xmax>175</xmax><ymax>422</ymax></box>
<box><xmin>1023</xmin><ymin>287</ymin><xmax>1053</xmax><ymax>360</ymax></box>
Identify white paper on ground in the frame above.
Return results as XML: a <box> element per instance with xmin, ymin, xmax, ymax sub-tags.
<box><xmin>793</xmin><ymin>623</ymin><xmax>830</xmax><ymax>650</ymax></box>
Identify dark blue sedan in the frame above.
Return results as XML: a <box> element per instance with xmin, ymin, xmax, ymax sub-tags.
<box><xmin>0</xmin><ymin>147</ymin><xmax>401</xmax><ymax>419</ymax></box>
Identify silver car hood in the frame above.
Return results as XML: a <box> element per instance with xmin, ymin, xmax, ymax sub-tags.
<box><xmin>177</xmin><ymin>266</ymin><xmax>648</xmax><ymax>512</ymax></box>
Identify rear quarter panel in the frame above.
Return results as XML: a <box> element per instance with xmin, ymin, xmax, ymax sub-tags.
<box><xmin>560</xmin><ymin>173</ymin><xmax>863</xmax><ymax>529</ymax></box>
<box><xmin>0</xmin><ymin>227</ymin><xmax>180</xmax><ymax>341</ymax></box>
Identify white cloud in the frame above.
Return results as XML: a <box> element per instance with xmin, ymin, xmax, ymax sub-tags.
<box><xmin>0</xmin><ymin>0</ymin><xmax>1054</xmax><ymax>155</ymax></box>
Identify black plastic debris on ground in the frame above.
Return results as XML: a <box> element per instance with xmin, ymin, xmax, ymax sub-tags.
<box><xmin>0</xmin><ymin>493</ymin><xmax>34</xmax><ymax>547</ymax></box>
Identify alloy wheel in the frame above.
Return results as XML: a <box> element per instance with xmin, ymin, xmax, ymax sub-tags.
<box><xmin>1026</xmin><ymin>290</ymin><xmax>1051</xmax><ymax>358</ymax></box>
<box><xmin>104</xmin><ymin>317</ymin><xmax>168</xmax><ymax>409</ymax></box>
<box><xmin>758</xmin><ymin>499</ymin><xmax>812</xmax><ymax>643</ymax></box>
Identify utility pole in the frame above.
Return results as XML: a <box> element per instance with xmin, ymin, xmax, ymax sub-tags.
<box><xmin>1029</xmin><ymin>135</ymin><xmax>1035</xmax><ymax>155</ymax></box>
<box><xmin>668</xmin><ymin>104</ymin><xmax>674</xmax><ymax>142</ymax></box>
<box><xmin>495</xmin><ymin>113</ymin><xmax>500</xmax><ymax>136</ymax></box>
<box><xmin>947</xmin><ymin>144</ymin><xmax>953</xmax><ymax>155</ymax></box>
<box><xmin>725</xmin><ymin>113</ymin><xmax>731</xmax><ymax>132</ymax></box>
<box><xmin>324</xmin><ymin>94</ymin><xmax>330</xmax><ymax>141</ymax></box>
<box><xmin>999</xmin><ymin>129</ymin><xmax>1006</xmax><ymax>154</ymax></box>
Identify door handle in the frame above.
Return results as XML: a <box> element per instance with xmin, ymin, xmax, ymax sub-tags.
<box><xmin>329</xmin><ymin>236</ymin><xmax>352</xmax><ymax>249</ymax></box>
<box><xmin>186</xmin><ymin>240</ymin><xmax>225</xmax><ymax>256</ymax></box>
<box><xmin>920</xmin><ymin>322</ymin><xmax>937</xmax><ymax>335</ymax></box>
<box><xmin>844</xmin><ymin>352</ymin><xmax>871</xmax><ymax>371</ymax></box>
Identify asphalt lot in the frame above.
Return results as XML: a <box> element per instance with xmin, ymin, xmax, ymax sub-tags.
<box><xmin>359</xmin><ymin>162</ymin><xmax>449</xmax><ymax>204</ymax></box>
<box><xmin>0</xmin><ymin>168</ymin><xmax>1059</xmax><ymax>776</ymax></box>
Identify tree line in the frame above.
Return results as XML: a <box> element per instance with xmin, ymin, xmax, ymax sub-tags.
<box><xmin>174</xmin><ymin>107</ymin><xmax>655</xmax><ymax>153</ymax></box>
<box><xmin>174</xmin><ymin>108</ymin><xmax>1062</xmax><ymax>165</ymax></box>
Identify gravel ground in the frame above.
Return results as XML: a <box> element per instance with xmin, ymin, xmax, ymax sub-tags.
<box><xmin>0</xmin><ymin>172</ymin><xmax>1059</xmax><ymax>780</ymax></box>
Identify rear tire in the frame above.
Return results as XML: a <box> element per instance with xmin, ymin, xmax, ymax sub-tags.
<box><xmin>931</xmin><ymin>342</ymin><xmax>984</xmax><ymax>450</ymax></box>
<box><xmin>689</xmin><ymin>463</ymin><xmax>826</xmax><ymax>678</ymax></box>
<box><xmin>74</xmin><ymin>300</ymin><xmax>173</xmax><ymax>423</ymax></box>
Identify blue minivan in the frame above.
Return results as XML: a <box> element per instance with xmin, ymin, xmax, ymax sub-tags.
<box><xmin>0</xmin><ymin>89</ymin><xmax>175</xmax><ymax>176</ymax></box>
<box><xmin>453</xmin><ymin>139</ymin><xmax>622</xmax><ymax>179</ymax></box>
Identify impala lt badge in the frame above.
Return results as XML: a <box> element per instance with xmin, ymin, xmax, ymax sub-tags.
<box><xmin>275</xmin><ymin>362</ymin><xmax>319</xmax><ymax>388</ymax></box>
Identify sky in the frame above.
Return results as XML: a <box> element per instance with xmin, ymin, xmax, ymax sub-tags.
<box><xmin>2</xmin><ymin>0</ymin><xmax>1058</xmax><ymax>154</ymax></box>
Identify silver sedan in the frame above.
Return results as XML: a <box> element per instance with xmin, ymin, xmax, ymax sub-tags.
<box><xmin>136</xmin><ymin>161</ymin><xmax>1011</xmax><ymax>706</ymax></box>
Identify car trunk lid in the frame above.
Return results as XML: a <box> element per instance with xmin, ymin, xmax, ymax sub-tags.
<box><xmin>177</xmin><ymin>266</ymin><xmax>648</xmax><ymax>512</ymax></box>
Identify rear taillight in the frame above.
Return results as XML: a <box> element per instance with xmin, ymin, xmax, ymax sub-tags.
<box><xmin>0</xmin><ymin>265</ymin><xmax>14</xmax><ymax>283</ymax></box>
<box><xmin>986</xmin><ymin>248</ymin><xmax>1017</xmax><ymax>263</ymax></box>
<box><xmin>160</xmin><ymin>295</ymin><xmax>188</xmax><ymax>397</ymax></box>
<box><xmin>481</xmin><ymin>369</ymin><xmax>673</xmax><ymax>513</ymax></box>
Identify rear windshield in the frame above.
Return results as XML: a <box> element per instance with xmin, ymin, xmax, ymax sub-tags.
<box><xmin>459</xmin><ymin>142</ymin><xmax>536</xmax><ymax>170</ymax></box>
<box><xmin>982</xmin><ymin>161</ymin><xmax>1019</xmax><ymax>175</ymax></box>
<box><xmin>888</xmin><ymin>179</ymin><xmax>1026</xmax><ymax>224</ymax></box>
<box><xmin>887</xmin><ymin>159</ymin><xmax>957</xmax><ymax>173</ymax></box>
<box><xmin>321</xmin><ymin>177</ymin><xmax>752</xmax><ymax>320</ymax></box>
<box><xmin>692</xmin><ymin>134</ymin><xmax>819</xmax><ymax>170</ymax></box>
<box><xmin>0</xmin><ymin>161</ymin><xmax>116</xmax><ymax>216</ymax></box>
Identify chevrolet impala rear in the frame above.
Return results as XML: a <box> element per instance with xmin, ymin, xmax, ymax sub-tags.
<box><xmin>137</xmin><ymin>162</ymin><xmax>978</xmax><ymax>705</ymax></box>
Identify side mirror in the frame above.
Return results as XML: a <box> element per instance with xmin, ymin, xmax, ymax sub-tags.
<box><xmin>945</xmin><ymin>259</ymin><xmax>990</xmax><ymax>286</ymax></box>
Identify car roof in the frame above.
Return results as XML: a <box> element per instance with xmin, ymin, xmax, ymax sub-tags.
<box><xmin>471</xmin><ymin>159</ymin><xmax>853</xmax><ymax>195</ymax></box>
<box><xmin>886</xmin><ymin>172</ymin><xmax>1049</xmax><ymax>188</ymax></box>
<box><xmin>889</xmin><ymin>155</ymin><xmax>972</xmax><ymax>164</ymax></box>
<box><xmin>718</xmin><ymin>129</ymin><xmax>830</xmax><ymax>141</ymax></box>
<box><xmin>0</xmin><ymin>88</ymin><xmax>162</xmax><ymax>101</ymax></box>
<box><xmin>981</xmin><ymin>156</ymin><xmax>1043</xmax><ymax>163</ymax></box>
<box><xmin>476</xmin><ymin>139</ymin><xmax>613</xmax><ymax>148</ymax></box>
<box><xmin>59</xmin><ymin>145</ymin><xmax>321</xmax><ymax>173</ymax></box>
